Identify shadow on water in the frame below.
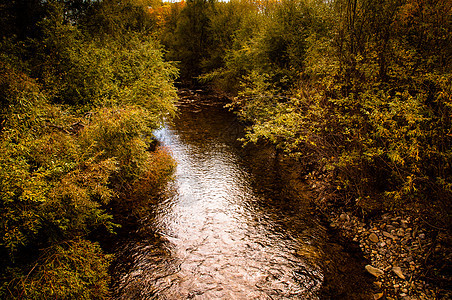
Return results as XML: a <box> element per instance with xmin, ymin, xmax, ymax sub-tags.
<box><xmin>110</xmin><ymin>90</ymin><xmax>374</xmax><ymax>299</ymax></box>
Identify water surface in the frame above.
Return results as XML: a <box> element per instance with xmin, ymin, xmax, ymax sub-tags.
<box><xmin>111</xmin><ymin>91</ymin><xmax>371</xmax><ymax>299</ymax></box>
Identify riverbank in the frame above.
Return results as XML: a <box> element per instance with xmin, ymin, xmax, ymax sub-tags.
<box><xmin>307</xmin><ymin>175</ymin><xmax>451</xmax><ymax>300</ymax></box>
<box><xmin>177</xmin><ymin>88</ymin><xmax>451</xmax><ymax>299</ymax></box>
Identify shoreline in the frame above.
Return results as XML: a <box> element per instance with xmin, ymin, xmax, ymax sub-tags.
<box><xmin>309</xmin><ymin>179</ymin><xmax>451</xmax><ymax>299</ymax></box>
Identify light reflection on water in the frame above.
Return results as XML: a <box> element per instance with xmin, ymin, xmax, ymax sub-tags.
<box><xmin>111</xmin><ymin>96</ymin><xmax>327</xmax><ymax>299</ymax></box>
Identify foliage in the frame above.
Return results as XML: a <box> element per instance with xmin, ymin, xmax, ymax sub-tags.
<box><xmin>199</xmin><ymin>0</ymin><xmax>264</xmax><ymax>92</ymax></box>
<box><xmin>0</xmin><ymin>66</ymin><xmax>116</xmax><ymax>298</ymax></box>
<box><xmin>79</xmin><ymin>106</ymin><xmax>169</xmax><ymax>186</ymax></box>
<box><xmin>0</xmin><ymin>0</ymin><xmax>178</xmax><ymax>298</ymax></box>
<box><xmin>159</xmin><ymin>0</ymin><xmax>451</xmax><ymax>228</ymax></box>
<box><xmin>7</xmin><ymin>239</ymin><xmax>111</xmax><ymax>300</ymax></box>
<box><xmin>0</xmin><ymin>71</ymin><xmax>176</xmax><ymax>298</ymax></box>
<box><xmin>161</xmin><ymin>0</ymin><xmax>214</xmax><ymax>81</ymax></box>
<box><xmin>81</xmin><ymin>0</ymin><xmax>161</xmax><ymax>38</ymax></box>
<box><xmin>196</xmin><ymin>0</ymin><xmax>330</xmax><ymax>92</ymax></box>
<box><xmin>130</xmin><ymin>146</ymin><xmax>176</xmax><ymax>201</ymax></box>
<box><xmin>2</xmin><ymin>0</ymin><xmax>450</xmax><ymax>296</ymax></box>
<box><xmin>28</xmin><ymin>3</ymin><xmax>178</xmax><ymax>108</ymax></box>
<box><xmin>226</xmin><ymin>0</ymin><xmax>452</xmax><ymax>223</ymax></box>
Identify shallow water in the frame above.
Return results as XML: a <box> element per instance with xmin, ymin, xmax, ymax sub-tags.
<box><xmin>110</xmin><ymin>91</ymin><xmax>372</xmax><ymax>299</ymax></box>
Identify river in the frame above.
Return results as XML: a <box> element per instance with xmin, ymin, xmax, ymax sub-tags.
<box><xmin>110</xmin><ymin>90</ymin><xmax>373</xmax><ymax>299</ymax></box>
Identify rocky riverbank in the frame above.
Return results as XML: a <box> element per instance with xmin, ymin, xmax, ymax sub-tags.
<box><xmin>311</xmin><ymin>188</ymin><xmax>451</xmax><ymax>300</ymax></box>
<box><xmin>270</xmin><ymin>138</ymin><xmax>452</xmax><ymax>300</ymax></box>
<box><xmin>208</xmin><ymin>88</ymin><xmax>451</xmax><ymax>299</ymax></box>
<box><xmin>330</xmin><ymin>212</ymin><xmax>440</xmax><ymax>299</ymax></box>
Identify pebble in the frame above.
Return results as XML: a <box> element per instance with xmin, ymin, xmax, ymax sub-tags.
<box><xmin>401</xmin><ymin>221</ymin><xmax>408</xmax><ymax>229</ymax></box>
<box><xmin>383</xmin><ymin>231</ymin><xmax>396</xmax><ymax>239</ymax></box>
<box><xmin>373</xmin><ymin>292</ymin><xmax>384</xmax><ymax>299</ymax></box>
<box><xmin>393</xmin><ymin>266</ymin><xmax>406</xmax><ymax>279</ymax></box>
<box><xmin>386</xmin><ymin>225</ymin><xmax>395</xmax><ymax>231</ymax></box>
<box><xmin>369</xmin><ymin>233</ymin><xmax>379</xmax><ymax>243</ymax></box>
<box><xmin>339</xmin><ymin>213</ymin><xmax>350</xmax><ymax>222</ymax></box>
<box><xmin>366</xmin><ymin>265</ymin><xmax>384</xmax><ymax>277</ymax></box>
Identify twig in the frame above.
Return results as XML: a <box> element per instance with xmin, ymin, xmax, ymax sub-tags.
<box><xmin>418</xmin><ymin>214</ymin><xmax>447</xmax><ymax>231</ymax></box>
<box><xmin>47</xmin><ymin>123</ymin><xmax>71</xmax><ymax>134</ymax></box>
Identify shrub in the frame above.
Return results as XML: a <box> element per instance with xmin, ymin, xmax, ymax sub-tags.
<box><xmin>130</xmin><ymin>146</ymin><xmax>176</xmax><ymax>201</ymax></box>
<box><xmin>7</xmin><ymin>239</ymin><xmax>111</xmax><ymax>300</ymax></box>
<box><xmin>79</xmin><ymin>106</ymin><xmax>160</xmax><ymax>186</ymax></box>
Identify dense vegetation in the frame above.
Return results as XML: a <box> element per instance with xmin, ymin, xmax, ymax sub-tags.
<box><xmin>158</xmin><ymin>0</ymin><xmax>451</xmax><ymax>222</ymax></box>
<box><xmin>156</xmin><ymin>0</ymin><xmax>451</xmax><ymax>287</ymax></box>
<box><xmin>1</xmin><ymin>0</ymin><xmax>451</xmax><ymax>297</ymax></box>
<box><xmin>0</xmin><ymin>0</ymin><xmax>177</xmax><ymax>298</ymax></box>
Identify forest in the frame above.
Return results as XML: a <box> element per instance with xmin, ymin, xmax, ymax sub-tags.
<box><xmin>0</xmin><ymin>0</ymin><xmax>451</xmax><ymax>298</ymax></box>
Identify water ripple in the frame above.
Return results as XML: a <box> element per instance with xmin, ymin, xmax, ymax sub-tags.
<box><xmin>112</xmin><ymin>101</ymin><xmax>326</xmax><ymax>299</ymax></box>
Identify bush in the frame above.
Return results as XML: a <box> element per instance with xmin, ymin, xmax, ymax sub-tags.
<box><xmin>0</xmin><ymin>0</ymin><xmax>179</xmax><ymax>298</ymax></box>
<box><xmin>79</xmin><ymin>106</ymin><xmax>162</xmax><ymax>186</ymax></box>
<box><xmin>130</xmin><ymin>146</ymin><xmax>176</xmax><ymax>201</ymax></box>
<box><xmin>0</xmin><ymin>52</ymin><xmax>177</xmax><ymax>298</ymax></box>
<box><xmin>7</xmin><ymin>239</ymin><xmax>111</xmax><ymax>300</ymax></box>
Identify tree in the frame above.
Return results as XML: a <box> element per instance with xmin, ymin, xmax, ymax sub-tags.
<box><xmin>0</xmin><ymin>0</ymin><xmax>179</xmax><ymax>297</ymax></box>
<box><xmin>163</xmin><ymin>0</ymin><xmax>214</xmax><ymax>82</ymax></box>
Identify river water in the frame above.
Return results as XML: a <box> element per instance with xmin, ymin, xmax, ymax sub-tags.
<box><xmin>110</xmin><ymin>90</ymin><xmax>372</xmax><ymax>299</ymax></box>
